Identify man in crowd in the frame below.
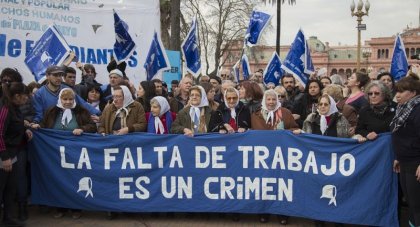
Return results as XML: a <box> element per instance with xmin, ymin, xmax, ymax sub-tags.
<box><xmin>32</xmin><ymin>66</ymin><xmax>101</xmax><ymax>124</ymax></box>
<box><xmin>168</xmin><ymin>80</ymin><xmax>179</xmax><ymax>98</ymax></box>
<box><xmin>281</xmin><ymin>73</ymin><xmax>303</xmax><ymax>107</ymax></box>
<box><xmin>209</xmin><ymin>75</ymin><xmax>222</xmax><ymax>103</ymax></box>
<box><xmin>252</xmin><ymin>69</ymin><xmax>264</xmax><ymax>84</ymax></box>
<box><xmin>101</xmin><ymin>69</ymin><xmax>125</xmax><ymax>103</ymax></box>
<box><xmin>63</xmin><ymin>67</ymin><xmax>76</xmax><ymax>88</ymax></box>
<box><xmin>169</xmin><ymin>76</ymin><xmax>192</xmax><ymax>113</ymax></box>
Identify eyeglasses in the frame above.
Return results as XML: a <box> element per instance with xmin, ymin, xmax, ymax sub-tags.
<box><xmin>113</xmin><ymin>95</ymin><xmax>124</xmax><ymax>99</ymax></box>
<box><xmin>318</xmin><ymin>102</ymin><xmax>330</xmax><ymax>107</ymax></box>
<box><xmin>368</xmin><ymin>92</ymin><xmax>381</xmax><ymax>96</ymax></box>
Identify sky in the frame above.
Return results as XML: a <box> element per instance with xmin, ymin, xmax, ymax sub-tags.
<box><xmin>258</xmin><ymin>0</ymin><xmax>420</xmax><ymax>47</ymax></box>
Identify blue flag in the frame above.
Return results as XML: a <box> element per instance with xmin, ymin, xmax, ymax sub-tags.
<box><xmin>24</xmin><ymin>25</ymin><xmax>71</xmax><ymax>83</ymax></box>
<box><xmin>263</xmin><ymin>52</ymin><xmax>284</xmax><ymax>86</ymax></box>
<box><xmin>233</xmin><ymin>60</ymin><xmax>240</xmax><ymax>82</ymax></box>
<box><xmin>390</xmin><ymin>34</ymin><xmax>408</xmax><ymax>81</ymax></box>
<box><xmin>113</xmin><ymin>9</ymin><xmax>136</xmax><ymax>64</ymax></box>
<box><xmin>144</xmin><ymin>32</ymin><xmax>170</xmax><ymax>81</ymax></box>
<box><xmin>181</xmin><ymin>18</ymin><xmax>201</xmax><ymax>78</ymax></box>
<box><xmin>241</xmin><ymin>54</ymin><xmax>251</xmax><ymax>80</ymax></box>
<box><xmin>281</xmin><ymin>29</ymin><xmax>314</xmax><ymax>87</ymax></box>
<box><xmin>245</xmin><ymin>10</ymin><xmax>272</xmax><ymax>47</ymax></box>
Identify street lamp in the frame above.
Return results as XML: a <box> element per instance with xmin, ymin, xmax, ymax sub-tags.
<box><xmin>362</xmin><ymin>48</ymin><xmax>372</xmax><ymax>69</ymax></box>
<box><xmin>351</xmin><ymin>0</ymin><xmax>370</xmax><ymax>71</ymax></box>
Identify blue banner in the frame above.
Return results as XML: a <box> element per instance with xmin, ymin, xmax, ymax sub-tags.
<box><xmin>181</xmin><ymin>18</ymin><xmax>201</xmax><ymax>78</ymax></box>
<box><xmin>281</xmin><ymin>29</ymin><xmax>314</xmax><ymax>87</ymax></box>
<box><xmin>245</xmin><ymin>10</ymin><xmax>272</xmax><ymax>47</ymax></box>
<box><xmin>241</xmin><ymin>54</ymin><xmax>251</xmax><ymax>80</ymax></box>
<box><xmin>24</xmin><ymin>25</ymin><xmax>71</xmax><ymax>83</ymax></box>
<box><xmin>144</xmin><ymin>32</ymin><xmax>171</xmax><ymax>81</ymax></box>
<box><xmin>263</xmin><ymin>52</ymin><xmax>284</xmax><ymax>86</ymax></box>
<box><xmin>113</xmin><ymin>10</ymin><xmax>137</xmax><ymax>64</ymax></box>
<box><xmin>390</xmin><ymin>34</ymin><xmax>408</xmax><ymax>81</ymax></box>
<box><xmin>29</xmin><ymin>129</ymin><xmax>398</xmax><ymax>226</ymax></box>
<box><xmin>163</xmin><ymin>50</ymin><xmax>181</xmax><ymax>90</ymax></box>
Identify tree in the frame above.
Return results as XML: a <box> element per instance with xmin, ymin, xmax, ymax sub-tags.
<box><xmin>181</xmin><ymin>0</ymin><xmax>255</xmax><ymax>76</ymax></box>
<box><xmin>160</xmin><ymin>0</ymin><xmax>171</xmax><ymax>48</ymax></box>
<box><xmin>261</xmin><ymin>0</ymin><xmax>296</xmax><ymax>54</ymax></box>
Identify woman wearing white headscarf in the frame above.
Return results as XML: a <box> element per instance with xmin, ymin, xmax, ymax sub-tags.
<box><xmin>250</xmin><ymin>89</ymin><xmax>298</xmax><ymax>224</ymax></box>
<box><xmin>34</xmin><ymin>88</ymin><xmax>97</xmax><ymax>135</ymax></box>
<box><xmin>98</xmin><ymin>85</ymin><xmax>146</xmax><ymax>135</ymax></box>
<box><xmin>32</xmin><ymin>88</ymin><xmax>96</xmax><ymax>219</ymax></box>
<box><xmin>146</xmin><ymin>96</ymin><xmax>176</xmax><ymax>134</ymax></box>
<box><xmin>251</xmin><ymin>89</ymin><xmax>298</xmax><ymax>131</ymax></box>
<box><xmin>209</xmin><ymin>87</ymin><xmax>250</xmax><ymax>133</ymax></box>
<box><xmin>171</xmin><ymin>85</ymin><xmax>212</xmax><ymax>136</ymax></box>
<box><xmin>294</xmin><ymin>94</ymin><xmax>350</xmax><ymax>138</ymax></box>
<box><xmin>294</xmin><ymin>94</ymin><xmax>349</xmax><ymax>227</ymax></box>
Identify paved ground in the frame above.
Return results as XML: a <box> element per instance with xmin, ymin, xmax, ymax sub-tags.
<box><xmin>21</xmin><ymin>206</ymin><xmax>408</xmax><ymax>227</ymax></box>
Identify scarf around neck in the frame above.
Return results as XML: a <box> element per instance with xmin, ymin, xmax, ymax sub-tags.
<box><xmin>56</xmin><ymin>88</ymin><xmax>76</xmax><ymax>126</ymax></box>
<box><xmin>390</xmin><ymin>95</ymin><xmax>420</xmax><ymax>132</ymax></box>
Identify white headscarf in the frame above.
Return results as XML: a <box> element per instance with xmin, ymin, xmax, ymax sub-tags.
<box><xmin>223</xmin><ymin>88</ymin><xmax>240</xmax><ymax>119</ymax></box>
<box><xmin>115</xmin><ymin>85</ymin><xmax>134</xmax><ymax>116</ymax></box>
<box><xmin>56</xmin><ymin>88</ymin><xmax>76</xmax><ymax>126</ymax></box>
<box><xmin>261</xmin><ymin>89</ymin><xmax>282</xmax><ymax>125</ymax></box>
<box><xmin>319</xmin><ymin>95</ymin><xmax>339</xmax><ymax>134</ymax></box>
<box><xmin>151</xmin><ymin>96</ymin><xmax>170</xmax><ymax>134</ymax></box>
<box><xmin>189</xmin><ymin>86</ymin><xmax>209</xmax><ymax>123</ymax></box>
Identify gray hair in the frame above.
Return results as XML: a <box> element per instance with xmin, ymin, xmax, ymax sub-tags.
<box><xmin>364</xmin><ymin>80</ymin><xmax>393</xmax><ymax>104</ymax></box>
<box><xmin>330</xmin><ymin>74</ymin><xmax>344</xmax><ymax>86</ymax></box>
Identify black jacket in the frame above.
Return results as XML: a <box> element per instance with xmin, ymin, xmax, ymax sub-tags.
<box><xmin>209</xmin><ymin>101</ymin><xmax>251</xmax><ymax>132</ymax></box>
<box><xmin>392</xmin><ymin>103</ymin><xmax>420</xmax><ymax>164</ymax></box>
<box><xmin>356</xmin><ymin>103</ymin><xmax>396</xmax><ymax>137</ymax></box>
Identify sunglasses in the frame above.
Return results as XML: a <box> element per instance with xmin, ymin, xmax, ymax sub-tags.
<box><xmin>368</xmin><ymin>92</ymin><xmax>380</xmax><ymax>96</ymax></box>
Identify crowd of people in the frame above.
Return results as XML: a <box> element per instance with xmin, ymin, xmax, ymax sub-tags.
<box><xmin>0</xmin><ymin>60</ymin><xmax>419</xmax><ymax>227</ymax></box>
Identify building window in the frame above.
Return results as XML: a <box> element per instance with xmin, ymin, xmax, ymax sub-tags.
<box><xmin>377</xmin><ymin>49</ymin><xmax>381</xmax><ymax>59</ymax></box>
<box><xmin>385</xmin><ymin>49</ymin><xmax>389</xmax><ymax>58</ymax></box>
<box><xmin>260</xmin><ymin>55</ymin><xmax>264</xmax><ymax>60</ymax></box>
<box><xmin>411</xmin><ymin>48</ymin><xmax>415</xmax><ymax>56</ymax></box>
<box><xmin>406</xmin><ymin>48</ymin><xmax>410</xmax><ymax>57</ymax></box>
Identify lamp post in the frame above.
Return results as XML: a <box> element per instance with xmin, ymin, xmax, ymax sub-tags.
<box><xmin>351</xmin><ymin>0</ymin><xmax>370</xmax><ymax>71</ymax></box>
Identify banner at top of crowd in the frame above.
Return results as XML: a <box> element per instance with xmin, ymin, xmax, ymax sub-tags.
<box><xmin>0</xmin><ymin>0</ymin><xmax>160</xmax><ymax>86</ymax></box>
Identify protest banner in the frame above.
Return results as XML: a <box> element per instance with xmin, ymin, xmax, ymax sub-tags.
<box><xmin>30</xmin><ymin>129</ymin><xmax>398</xmax><ymax>226</ymax></box>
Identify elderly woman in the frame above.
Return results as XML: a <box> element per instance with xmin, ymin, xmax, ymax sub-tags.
<box><xmin>391</xmin><ymin>77</ymin><xmax>420</xmax><ymax>227</ymax></box>
<box><xmin>251</xmin><ymin>89</ymin><xmax>298</xmax><ymax>224</ymax></box>
<box><xmin>354</xmin><ymin>81</ymin><xmax>395</xmax><ymax>142</ymax></box>
<box><xmin>209</xmin><ymin>87</ymin><xmax>250</xmax><ymax>133</ymax></box>
<box><xmin>32</xmin><ymin>88</ymin><xmax>96</xmax><ymax>219</ymax></box>
<box><xmin>33</xmin><ymin>88</ymin><xmax>96</xmax><ymax>135</ymax></box>
<box><xmin>98</xmin><ymin>85</ymin><xmax>146</xmax><ymax>135</ymax></box>
<box><xmin>294</xmin><ymin>94</ymin><xmax>350</xmax><ymax>138</ymax></box>
<box><xmin>323</xmin><ymin>84</ymin><xmax>357</xmax><ymax>135</ymax></box>
<box><xmin>146</xmin><ymin>96</ymin><xmax>176</xmax><ymax>134</ymax></box>
<box><xmin>294</xmin><ymin>94</ymin><xmax>349</xmax><ymax>227</ymax></box>
<box><xmin>171</xmin><ymin>85</ymin><xmax>212</xmax><ymax>136</ymax></box>
<box><xmin>252</xmin><ymin>89</ymin><xmax>298</xmax><ymax>131</ymax></box>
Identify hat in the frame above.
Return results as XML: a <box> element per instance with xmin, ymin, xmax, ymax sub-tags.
<box><xmin>171</xmin><ymin>80</ymin><xmax>179</xmax><ymax>85</ymax></box>
<box><xmin>109</xmin><ymin>69</ymin><xmax>123</xmax><ymax>78</ymax></box>
<box><xmin>46</xmin><ymin>65</ymin><xmax>66</xmax><ymax>74</ymax></box>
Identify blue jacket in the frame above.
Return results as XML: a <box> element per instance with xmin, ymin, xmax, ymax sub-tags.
<box><xmin>33</xmin><ymin>84</ymin><xmax>101</xmax><ymax>123</ymax></box>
